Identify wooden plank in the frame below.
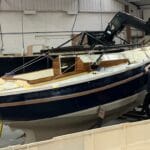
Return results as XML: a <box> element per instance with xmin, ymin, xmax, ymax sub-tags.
<box><xmin>100</xmin><ymin>59</ymin><xmax>129</xmax><ymax>67</ymax></box>
<box><xmin>53</xmin><ymin>56</ymin><xmax>61</xmax><ymax>76</ymax></box>
<box><xmin>76</xmin><ymin>57</ymin><xmax>91</xmax><ymax>72</ymax></box>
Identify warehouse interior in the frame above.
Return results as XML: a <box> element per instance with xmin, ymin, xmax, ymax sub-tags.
<box><xmin>0</xmin><ymin>0</ymin><xmax>150</xmax><ymax>149</ymax></box>
<box><xmin>0</xmin><ymin>0</ymin><xmax>149</xmax><ymax>54</ymax></box>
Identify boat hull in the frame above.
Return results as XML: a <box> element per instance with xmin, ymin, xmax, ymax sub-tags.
<box><xmin>6</xmin><ymin>90</ymin><xmax>146</xmax><ymax>142</ymax></box>
<box><xmin>0</xmin><ymin>64</ymin><xmax>148</xmax><ymax>121</ymax></box>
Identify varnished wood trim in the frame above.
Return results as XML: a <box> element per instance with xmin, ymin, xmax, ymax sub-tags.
<box><xmin>0</xmin><ymin>72</ymin><xmax>144</xmax><ymax>107</ymax></box>
<box><xmin>100</xmin><ymin>59</ymin><xmax>129</xmax><ymax>67</ymax></box>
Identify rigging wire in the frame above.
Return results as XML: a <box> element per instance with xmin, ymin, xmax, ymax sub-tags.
<box><xmin>4</xmin><ymin>33</ymin><xmax>82</xmax><ymax>75</ymax></box>
<box><xmin>3</xmin><ymin>0</ymin><xmax>87</xmax><ymax>76</ymax></box>
<box><xmin>9</xmin><ymin>56</ymin><xmax>46</xmax><ymax>74</ymax></box>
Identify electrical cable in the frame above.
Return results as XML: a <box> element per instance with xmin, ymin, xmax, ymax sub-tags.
<box><xmin>100</xmin><ymin>0</ymin><xmax>103</xmax><ymax>31</ymax></box>
<box><xmin>71</xmin><ymin>0</ymin><xmax>79</xmax><ymax>34</ymax></box>
<box><xmin>0</xmin><ymin>24</ymin><xmax>4</xmax><ymax>53</ymax></box>
<box><xmin>71</xmin><ymin>0</ymin><xmax>79</xmax><ymax>57</ymax></box>
<box><xmin>21</xmin><ymin>0</ymin><xmax>25</xmax><ymax>72</ymax></box>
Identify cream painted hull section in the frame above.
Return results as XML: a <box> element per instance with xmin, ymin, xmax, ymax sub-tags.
<box><xmin>6</xmin><ymin>90</ymin><xmax>147</xmax><ymax>143</ymax></box>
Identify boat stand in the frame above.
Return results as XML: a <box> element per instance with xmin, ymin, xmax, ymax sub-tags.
<box><xmin>5</xmin><ymin>113</ymin><xmax>102</xmax><ymax>144</ymax></box>
<box><xmin>121</xmin><ymin>93</ymin><xmax>150</xmax><ymax>121</ymax></box>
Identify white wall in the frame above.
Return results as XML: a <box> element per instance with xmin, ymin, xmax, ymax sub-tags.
<box><xmin>0</xmin><ymin>0</ymin><xmax>123</xmax><ymax>13</ymax></box>
<box><xmin>143</xmin><ymin>9</ymin><xmax>150</xmax><ymax>21</ymax></box>
<box><xmin>0</xmin><ymin>0</ymin><xmax>124</xmax><ymax>54</ymax></box>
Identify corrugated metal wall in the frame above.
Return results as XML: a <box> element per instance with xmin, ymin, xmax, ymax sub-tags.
<box><xmin>0</xmin><ymin>0</ymin><xmax>123</xmax><ymax>13</ymax></box>
<box><xmin>0</xmin><ymin>0</ymin><xmax>64</xmax><ymax>11</ymax></box>
<box><xmin>80</xmin><ymin>0</ymin><xmax>123</xmax><ymax>12</ymax></box>
<box><xmin>0</xmin><ymin>0</ymin><xmax>125</xmax><ymax>53</ymax></box>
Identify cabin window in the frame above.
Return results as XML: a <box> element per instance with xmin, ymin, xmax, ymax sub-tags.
<box><xmin>60</xmin><ymin>57</ymin><xmax>75</xmax><ymax>73</ymax></box>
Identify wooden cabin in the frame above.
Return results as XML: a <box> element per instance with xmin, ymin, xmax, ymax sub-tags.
<box><xmin>2</xmin><ymin>55</ymin><xmax>93</xmax><ymax>84</ymax></box>
<box><xmin>2</xmin><ymin>54</ymin><xmax>129</xmax><ymax>85</ymax></box>
<box><xmin>53</xmin><ymin>55</ymin><xmax>92</xmax><ymax>76</ymax></box>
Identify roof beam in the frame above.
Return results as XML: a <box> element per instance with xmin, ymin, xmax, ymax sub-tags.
<box><xmin>116</xmin><ymin>0</ymin><xmax>140</xmax><ymax>9</ymax></box>
<box><xmin>127</xmin><ymin>0</ymin><xmax>141</xmax><ymax>2</ymax></box>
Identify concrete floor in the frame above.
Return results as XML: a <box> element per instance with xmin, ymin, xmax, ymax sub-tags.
<box><xmin>0</xmin><ymin>115</ymin><xmax>141</xmax><ymax>148</ymax></box>
<box><xmin>0</xmin><ymin>106</ymin><xmax>149</xmax><ymax>148</ymax></box>
<box><xmin>0</xmin><ymin>125</ymin><xmax>24</xmax><ymax>148</ymax></box>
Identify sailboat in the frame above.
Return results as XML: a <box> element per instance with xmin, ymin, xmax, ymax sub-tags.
<box><xmin>0</xmin><ymin>11</ymin><xmax>149</xmax><ymax>142</ymax></box>
<box><xmin>0</xmin><ymin>46</ymin><xmax>149</xmax><ymax>121</ymax></box>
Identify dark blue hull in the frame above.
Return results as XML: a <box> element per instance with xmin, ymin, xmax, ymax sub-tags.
<box><xmin>0</xmin><ymin>65</ymin><xmax>148</xmax><ymax>121</ymax></box>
